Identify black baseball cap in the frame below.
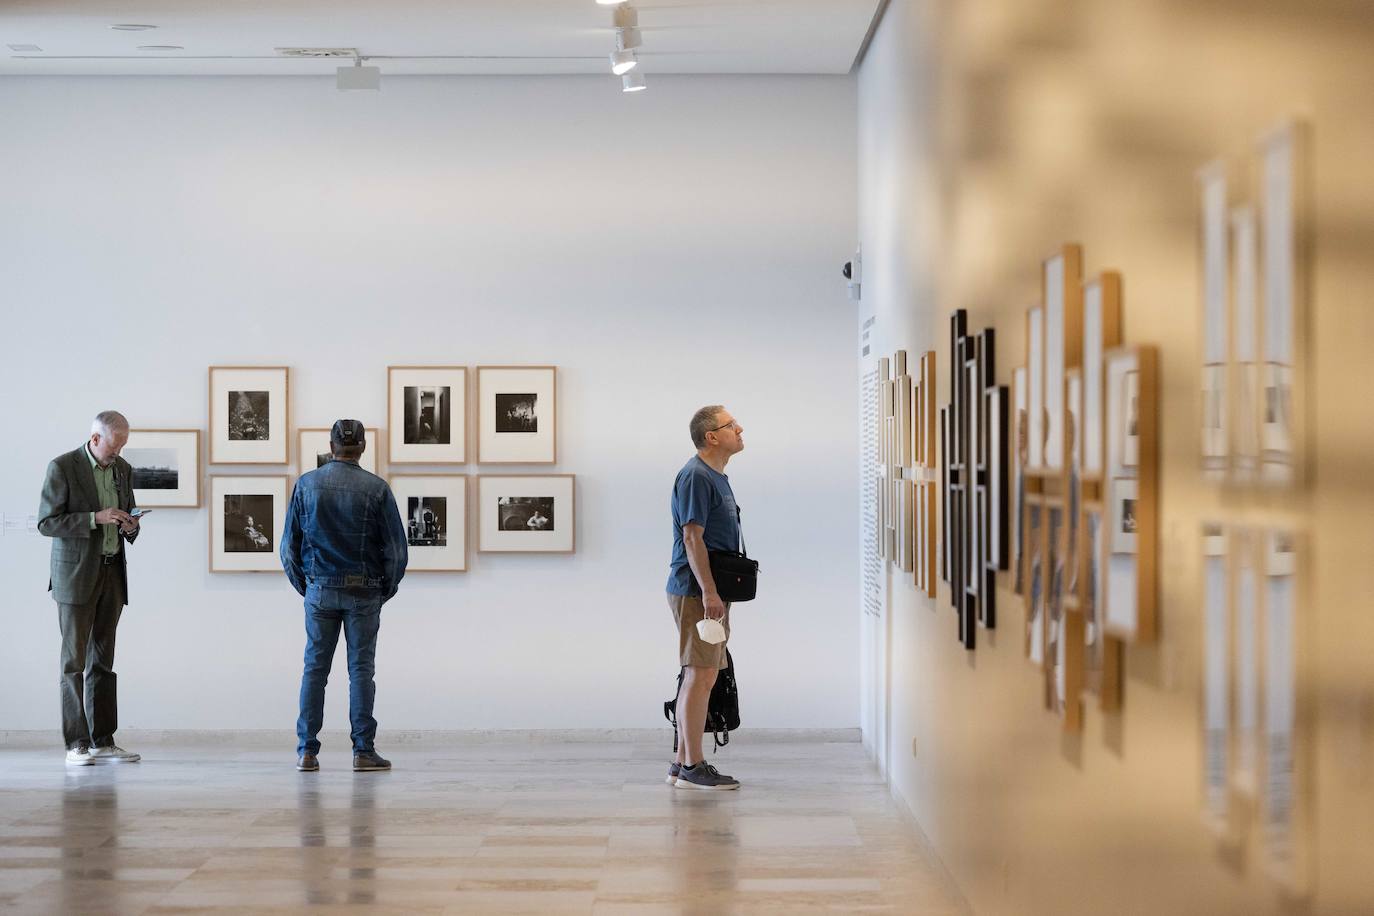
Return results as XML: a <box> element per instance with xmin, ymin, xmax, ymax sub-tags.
<box><xmin>330</xmin><ymin>419</ymin><xmax>366</xmax><ymax>447</ymax></box>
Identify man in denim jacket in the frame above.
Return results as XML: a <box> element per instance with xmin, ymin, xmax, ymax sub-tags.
<box><xmin>281</xmin><ymin>420</ymin><xmax>408</xmax><ymax>773</ymax></box>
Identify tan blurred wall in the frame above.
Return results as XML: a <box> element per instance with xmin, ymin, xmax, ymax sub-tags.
<box><xmin>857</xmin><ymin>1</ymin><xmax>1374</xmax><ymax>913</ymax></box>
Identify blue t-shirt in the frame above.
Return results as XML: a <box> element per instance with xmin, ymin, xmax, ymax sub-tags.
<box><xmin>666</xmin><ymin>455</ymin><xmax>741</xmax><ymax>596</ymax></box>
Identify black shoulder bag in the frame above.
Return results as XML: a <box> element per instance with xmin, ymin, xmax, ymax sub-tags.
<box><xmin>708</xmin><ymin>505</ymin><xmax>759</xmax><ymax>602</ymax></box>
<box><xmin>663</xmin><ymin>650</ymin><xmax>740</xmax><ymax>752</ymax></box>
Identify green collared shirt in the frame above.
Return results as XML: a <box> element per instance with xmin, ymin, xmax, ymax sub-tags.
<box><xmin>85</xmin><ymin>444</ymin><xmax>119</xmax><ymax>556</ymax></box>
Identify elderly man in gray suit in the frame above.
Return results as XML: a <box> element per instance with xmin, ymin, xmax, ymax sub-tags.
<box><xmin>38</xmin><ymin>411</ymin><xmax>143</xmax><ymax>766</ymax></box>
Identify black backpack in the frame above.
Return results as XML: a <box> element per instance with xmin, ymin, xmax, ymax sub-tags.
<box><xmin>663</xmin><ymin>650</ymin><xmax>740</xmax><ymax>753</ymax></box>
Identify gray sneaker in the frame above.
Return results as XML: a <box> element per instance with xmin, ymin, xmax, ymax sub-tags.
<box><xmin>675</xmin><ymin>762</ymin><xmax>739</xmax><ymax>791</ymax></box>
<box><xmin>666</xmin><ymin>762</ymin><xmax>681</xmax><ymax>785</ymax></box>
<box><xmin>65</xmin><ymin>746</ymin><xmax>93</xmax><ymax>767</ymax></box>
<box><xmin>89</xmin><ymin>744</ymin><xmax>140</xmax><ymax>764</ymax></box>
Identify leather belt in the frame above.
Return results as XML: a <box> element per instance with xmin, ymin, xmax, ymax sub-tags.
<box><xmin>100</xmin><ymin>555</ymin><xmax>119</xmax><ymax>566</ymax></box>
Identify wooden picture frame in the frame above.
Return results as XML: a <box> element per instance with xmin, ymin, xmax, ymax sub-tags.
<box><xmin>1082</xmin><ymin>273</ymin><xmax>1122</xmax><ymax>482</ymax></box>
<box><xmin>1026</xmin><ymin>305</ymin><xmax>1045</xmax><ymax>471</ymax></box>
<box><xmin>1042</xmin><ymin>243</ymin><xmax>1084</xmax><ymax>474</ymax></box>
<box><xmin>1012</xmin><ymin>367</ymin><xmax>1028</xmax><ymax>595</ymax></box>
<box><xmin>124</xmin><ymin>428</ymin><xmax>201</xmax><ymax>508</ymax></box>
<box><xmin>208</xmin><ymin>366</ymin><xmax>289</xmax><ymax>465</ymax></box>
<box><xmin>297</xmin><ymin>427</ymin><xmax>380</xmax><ymax>477</ymax></box>
<box><xmin>1102</xmin><ymin>345</ymin><xmax>1159</xmax><ymax>643</ymax></box>
<box><xmin>1024</xmin><ymin>496</ymin><xmax>1045</xmax><ymax>665</ymax></box>
<box><xmin>388</xmin><ymin>366</ymin><xmax>468</xmax><ymax>464</ymax></box>
<box><xmin>477</xmin><ymin>474</ymin><xmax>576</xmax><ymax>554</ymax></box>
<box><xmin>477</xmin><ymin>365</ymin><xmax>557</xmax><ymax>464</ymax></box>
<box><xmin>389</xmin><ymin>474</ymin><xmax>468</xmax><ymax>572</ymax></box>
<box><xmin>208</xmin><ymin>475</ymin><xmax>289</xmax><ymax>573</ymax></box>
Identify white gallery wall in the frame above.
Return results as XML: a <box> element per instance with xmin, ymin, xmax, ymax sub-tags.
<box><xmin>0</xmin><ymin>74</ymin><xmax>858</xmax><ymax>733</ymax></box>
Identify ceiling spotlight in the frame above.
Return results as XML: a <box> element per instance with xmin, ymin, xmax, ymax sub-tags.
<box><xmin>618</xmin><ymin>27</ymin><xmax>642</xmax><ymax>50</ymax></box>
<box><xmin>609</xmin><ymin>48</ymin><xmax>637</xmax><ymax>75</ymax></box>
<box><xmin>337</xmin><ymin>59</ymin><xmax>381</xmax><ymax>91</ymax></box>
<box><xmin>110</xmin><ymin>24</ymin><xmax>158</xmax><ymax>31</ymax></box>
<box><xmin>612</xmin><ymin>6</ymin><xmax>638</xmax><ymax>29</ymax></box>
<box><xmin>622</xmin><ymin>72</ymin><xmax>646</xmax><ymax>93</ymax></box>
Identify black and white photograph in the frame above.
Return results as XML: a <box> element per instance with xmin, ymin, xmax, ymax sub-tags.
<box><xmin>1122</xmin><ymin>370</ymin><xmax>1140</xmax><ymax>467</ymax></box>
<box><xmin>498</xmin><ymin>496</ymin><xmax>555</xmax><ymax>531</ymax></box>
<box><xmin>389</xmin><ymin>475</ymin><xmax>468</xmax><ymax>571</ymax></box>
<box><xmin>1025</xmin><ymin>500</ymin><xmax>1044</xmax><ymax>665</ymax></box>
<box><xmin>495</xmin><ymin>393</ymin><xmax>538</xmax><ymax>433</ymax></box>
<box><xmin>209</xmin><ymin>367</ymin><xmax>290</xmax><ymax>464</ymax></box>
<box><xmin>389</xmin><ymin>367</ymin><xmax>467</xmax><ymax>464</ymax></box>
<box><xmin>403</xmin><ymin>386</ymin><xmax>451</xmax><ymax>445</ymax></box>
<box><xmin>477</xmin><ymin>366</ymin><xmax>557</xmax><ymax>463</ymax></box>
<box><xmin>209</xmin><ymin>475</ymin><xmax>288</xmax><ymax>572</ymax></box>
<box><xmin>407</xmin><ymin>496</ymin><xmax>447</xmax><ymax>547</ymax></box>
<box><xmin>223</xmin><ymin>494</ymin><xmax>273</xmax><ymax>553</ymax></box>
<box><xmin>126</xmin><ymin>429</ymin><xmax>201</xmax><ymax>508</ymax></box>
<box><xmin>479</xmin><ymin>474</ymin><xmax>575</xmax><ymax>553</ymax></box>
<box><xmin>124</xmin><ymin>448</ymin><xmax>178</xmax><ymax>490</ymax></box>
<box><xmin>315</xmin><ymin>450</ymin><xmax>332</xmax><ymax>469</ymax></box>
<box><xmin>1111</xmin><ymin>477</ymin><xmax>1138</xmax><ymax>554</ymax></box>
<box><xmin>228</xmin><ymin>390</ymin><xmax>270</xmax><ymax>441</ymax></box>
<box><xmin>297</xmin><ymin>427</ymin><xmax>379</xmax><ymax>477</ymax></box>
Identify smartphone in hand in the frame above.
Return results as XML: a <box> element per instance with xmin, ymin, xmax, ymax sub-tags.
<box><xmin>130</xmin><ymin>508</ymin><xmax>152</xmax><ymax>518</ymax></box>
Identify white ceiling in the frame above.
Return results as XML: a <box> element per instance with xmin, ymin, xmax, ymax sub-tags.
<box><xmin>0</xmin><ymin>0</ymin><xmax>882</xmax><ymax>76</ymax></box>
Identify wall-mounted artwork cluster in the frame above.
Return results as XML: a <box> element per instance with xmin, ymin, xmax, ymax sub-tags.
<box><xmin>1200</xmin><ymin>524</ymin><xmax>1308</xmax><ymax>894</ymax></box>
<box><xmin>939</xmin><ymin>312</ymin><xmax>1007</xmax><ymax>650</ymax></box>
<box><xmin>1197</xmin><ymin>120</ymin><xmax>1311</xmax><ymax>899</ymax></box>
<box><xmin>876</xmin><ymin>350</ymin><xmax>937</xmax><ymax>595</ymax></box>
<box><xmin>131</xmin><ymin>364</ymin><xmax>576</xmax><ymax>575</ymax></box>
<box><xmin>1198</xmin><ymin>122</ymin><xmax>1310</xmax><ymax>488</ymax></box>
<box><xmin>1011</xmin><ymin>245</ymin><xmax>1159</xmax><ymax>731</ymax></box>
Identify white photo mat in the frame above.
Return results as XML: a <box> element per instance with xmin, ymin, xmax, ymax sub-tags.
<box><xmin>388</xmin><ymin>366</ymin><xmax>467</xmax><ymax>464</ymax></box>
<box><xmin>478</xmin><ymin>474</ymin><xmax>575</xmax><ymax>553</ymax></box>
<box><xmin>124</xmin><ymin>429</ymin><xmax>200</xmax><ymax>508</ymax></box>
<box><xmin>389</xmin><ymin>474</ymin><xmax>468</xmax><ymax>572</ymax></box>
<box><xmin>477</xmin><ymin>366</ymin><xmax>557</xmax><ymax>464</ymax></box>
<box><xmin>1044</xmin><ymin>255</ymin><xmax>1066</xmax><ymax>471</ymax></box>
<box><xmin>209</xmin><ymin>475</ymin><xmax>289</xmax><ymax>573</ymax></box>
<box><xmin>209</xmin><ymin>366</ymin><xmax>289</xmax><ymax>464</ymax></box>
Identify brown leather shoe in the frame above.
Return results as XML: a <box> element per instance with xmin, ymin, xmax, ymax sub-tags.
<box><xmin>296</xmin><ymin>754</ymin><xmax>319</xmax><ymax>772</ymax></box>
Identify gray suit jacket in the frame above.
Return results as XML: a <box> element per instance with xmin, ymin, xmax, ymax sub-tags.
<box><xmin>38</xmin><ymin>445</ymin><xmax>139</xmax><ymax>606</ymax></box>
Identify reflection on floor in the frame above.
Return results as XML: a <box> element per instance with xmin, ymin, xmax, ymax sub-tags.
<box><xmin>0</xmin><ymin>739</ymin><xmax>967</xmax><ymax>914</ymax></box>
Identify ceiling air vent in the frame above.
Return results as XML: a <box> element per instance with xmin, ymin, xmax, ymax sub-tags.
<box><xmin>275</xmin><ymin>47</ymin><xmax>358</xmax><ymax>59</ymax></box>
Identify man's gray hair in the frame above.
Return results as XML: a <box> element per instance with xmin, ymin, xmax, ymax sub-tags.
<box><xmin>91</xmin><ymin>410</ymin><xmax>129</xmax><ymax>437</ymax></box>
<box><xmin>689</xmin><ymin>405</ymin><xmax>725</xmax><ymax>449</ymax></box>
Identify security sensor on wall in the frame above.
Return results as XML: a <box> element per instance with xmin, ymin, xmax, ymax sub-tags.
<box><xmin>843</xmin><ymin>247</ymin><xmax>862</xmax><ymax>300</ymax></box>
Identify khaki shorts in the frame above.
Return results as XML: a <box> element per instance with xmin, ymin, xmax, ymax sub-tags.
<box><xmin>667</xmin><ymin>592</ymin><xmax>731</xmax><ymax>669</ymax></box>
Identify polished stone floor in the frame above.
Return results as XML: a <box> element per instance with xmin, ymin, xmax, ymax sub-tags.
<box><xmin>0</xmin><ymin>739</ymin><xmax>967</xmax><ymax>914</ymax></box>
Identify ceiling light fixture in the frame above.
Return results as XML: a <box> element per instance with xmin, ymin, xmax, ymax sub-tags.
<box><xmin>337</xmin><ymin>57</ymin><xmax>380</xmax><ymax>91</ymax></box>
<box><xmin>612</xmin><ymin>6</ymin><xmax>638</xmax><ymax>29</ymax></box>
<box><xmin>596</xmin><ymin>0</ymin><xmax>628</xmax><ymax>5</ymax></box>
<box><xmin>609</xmin><ymin>48</ymin><xmax>637</xmax><ymax>75</ymax></box>
<box><xmin>622</xmin><ymin>72</ymin><xmax>646</xmax><ymax>93</ymax></box>
<box><xmin>109</xmin><ymin>24</ymin><xmax>157</xmax><ymax>31</ymax></box>
<box><xmin>618</xmin><ymin>27</ymin><xmax>642</xmax><ymax>50</ymax></box>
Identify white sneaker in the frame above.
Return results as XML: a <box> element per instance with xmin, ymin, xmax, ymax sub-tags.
<box><xmin>65</xmin><ymin>747</ymin><xmax>93</xmax><ymax>766</ymax></box>
<box><xmin>89</xmin><ymin>744</ymin><xmax>141</xmax><ymax>764</ymax></box>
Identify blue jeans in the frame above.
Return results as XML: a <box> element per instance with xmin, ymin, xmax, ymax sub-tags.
<box><xmin>296</xmin><ymin>589</ymin><xmax>383</xmax><ymax>756</ymax></box>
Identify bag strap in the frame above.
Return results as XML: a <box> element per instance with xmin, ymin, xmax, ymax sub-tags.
<box><xmin>734</xmin><ymin>504</ymin><xmax>747</xmax><ymax>557</ymax></box>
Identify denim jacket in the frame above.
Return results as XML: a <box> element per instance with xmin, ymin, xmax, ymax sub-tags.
<box><xmin>280</xmin><ymin>460</ymin><xmax>408</xmax><ymax>603</ymax></box>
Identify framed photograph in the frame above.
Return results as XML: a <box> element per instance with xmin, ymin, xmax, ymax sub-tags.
<box><xmin>1081</xmin><ymin>504</ymin><xmax>1105</xmax><ymax>694</ymax></box>
<box><xmin>1042</xmin><ymin>244</ymin><xmax>1083</xmax><ymax>473</ymax></box>
<box><xmin>1104</xmin><ymin>346</ymin><xmax>1159</xmax><ymax>643</ymax></box>
<box><xmin>297</xmin><ymin>427</ymin><xmax>379</xmax><ymax>477</ymax></box>
<box><xmin>940</xmin><ymin>405</ymin><xmax>950</xmax><ymax>584</ymax></box>
<box><xmin>209</xmin><ymin>366</ymin><xmax>289</xmax><ymax>464</ymax></box>
<box><xmin>1011</xmin><ymin>368</ymin><xmax>1027</xmax><ymax>594</ymax></box>
<box><xmin>917</xmin><ymin>479</ymin><xmax>936</xmax><ymax>598</ymax></box>
<box><xmin>1082</xmin><ymin>273</ymin><xmax>1122</xmax><ymax>480</ymax></box>
<box><xmin>920</xmin><ymin>351</ymin><xmax>937</xmax><ymax>467</ymax></box>
<box><xmin>1026</xmin><ymin>305</ymin><xmax>1045</xmax><ymax>470</ymax></box>
<box><xmin>984</xmin><ymin>384</ymin><xmax>1008</xmax><ymax>574</ymax></box>
<box><xmin>1233</xmin><ymin>528</ymin><xmax>1261</xmax><ymax>799</ymax></box>
<box><xmin>477</xmin><ymin>474</ymin><xmax>575</xmax><ymax>554</ymax></box>
<box><xmin>897</xmin><ymin>477</ymin><xmax>915</xmax><ymax>574</ymax></box>
<box><xmin>1199</xmin><ymin>161</ymin><xmax>1230</xmax><ymax>481</ymax></box>
<box><xmin>209</xmin><ymin>475</ymin><xmax>289</xmax><ymax>573</ymax></box>
<box><xmin>124</xmin><ymin>429</ymin><xmax>200</xmax><ymax>508</ymax></box>
<box><xmin>477</xmin><ymin>366</ymin><xmax>557</xmax><ymax>464</ymax></box>
<box><xmin>1261</xmin><ymin>527</ymin><xmax>1307</xmax><ymax>890</ymax></box>
<box><xmin>1045</xmin><ymin>499</ymin><xmax>1066</xmax><ymax>679</ymax></box>
<box><xmin>388</xmin><ymin>366</ymin><xmax>467</xmax><ymax>464</ymax></box>
<box><xmin>1200</xmin><ymin>522</ymin><xmax>1230</xmax><ymax>835</ymax></box>
<box><xmin>1231</xmin><ymin>205</ymin><xmax>1261</xmax><ymax>482</ymax></box>
<box><xmin>1258</xmin><ymin>122</ymin><xmax>1309</xmax><ymax>488</ymax></box>
<box><xmin>389</xmin><ymin>474</ymin><xmax>468</xmax><ymax>572</ymax></box>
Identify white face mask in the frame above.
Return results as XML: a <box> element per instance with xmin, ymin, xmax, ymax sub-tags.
<box><xmin>695</xmin><ymin>616</ymin><xmax>727</xmax><ymax>645</ymax></box>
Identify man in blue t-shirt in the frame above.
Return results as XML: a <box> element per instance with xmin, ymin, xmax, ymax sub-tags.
<box><xmin>665</xmin><ymin>405</ymin><xmax>745</xmax><ymax>791</ymax></box>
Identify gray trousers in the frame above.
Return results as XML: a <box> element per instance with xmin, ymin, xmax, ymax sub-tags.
<box><xmin>58</xmin><ymin>563</ymin><xmax>125</xmax><ymax>750</ymax></box>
